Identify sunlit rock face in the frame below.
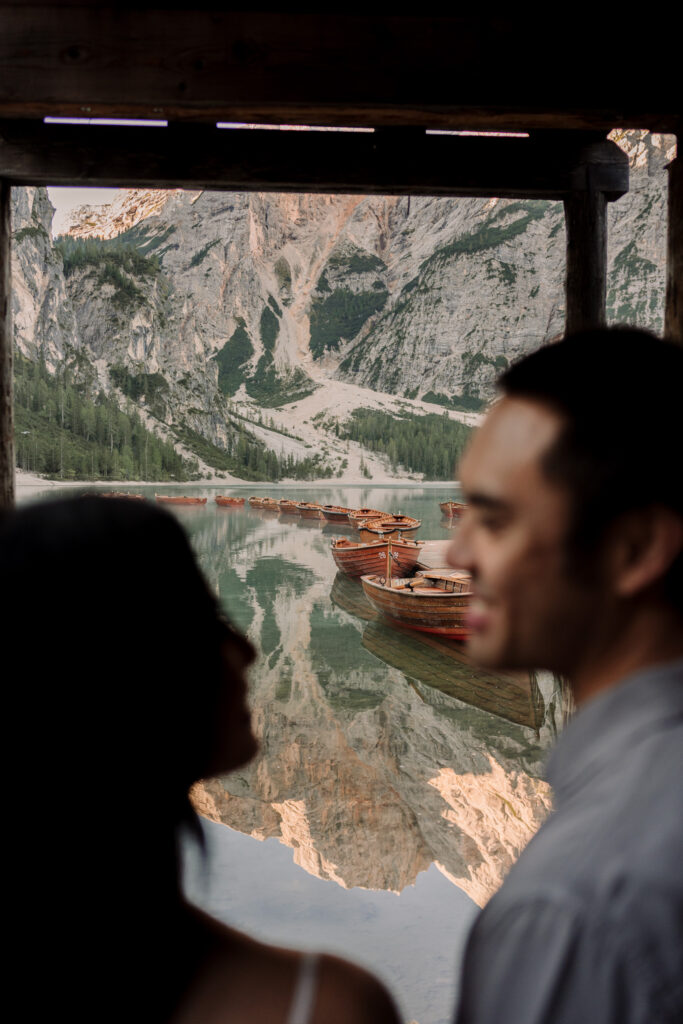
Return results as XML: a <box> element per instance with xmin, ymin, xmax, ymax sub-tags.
<box><xmin>191</xmin><ymin>518</ymin><xmax>561</xmax><ymax>907</ymax></box>
<box><xmin>11</xmin><ymin>187</ymin><xmax>76</xmax><ymax>370</ymax></box>
<box><xmin>60</xmin><ymin>188</ymin><xmax>183</xmax><ymax>240</ymax></box>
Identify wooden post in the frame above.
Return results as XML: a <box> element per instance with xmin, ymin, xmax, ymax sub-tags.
<box><xmin>0</xmin><ymin>177</ymin><xmax>13</xmax><ymax>508</ymax></box>
<box><xmin>563</xmin><ymin>185</ymin><xmax>608</xmax><ymax>335</ymax></box>
<box><xmin>665</xmin><ymin>143</ymin><xmax>683</xmax><ymax>343</ymax></box>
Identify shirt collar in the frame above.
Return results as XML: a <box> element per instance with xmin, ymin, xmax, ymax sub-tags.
<box><xmin>546</xmin><ymin>657</ymin><xmax>683</xmax><ymax>806</ymax></box>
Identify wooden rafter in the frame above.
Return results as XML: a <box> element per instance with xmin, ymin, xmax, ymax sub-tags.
<box><xmin>0</xmin><ymin>122</ymin><xmax>629</xmax><ymax>200</ymax></box>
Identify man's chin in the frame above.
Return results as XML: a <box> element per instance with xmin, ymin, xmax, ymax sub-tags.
<box><xmin>464</xmin><ymin>632</ymin><xmax>512</xmax><ymax>671</ymax></box>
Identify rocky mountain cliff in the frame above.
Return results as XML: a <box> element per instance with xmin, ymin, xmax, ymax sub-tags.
<box><xmin>11</xmin><ymin>130</ymin><xmax>673</xmax><ymax>479</ymax></box>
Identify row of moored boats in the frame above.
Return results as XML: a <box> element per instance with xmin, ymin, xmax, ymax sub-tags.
<box><xmin>301</xmin><ymin>500</ymin><xmax>473</xmax><ymax>643</ymax></box>
<box><xmin>103</xmin><ymin>490</ymin><xmax>473</xmax><ymax>642</ymax></box>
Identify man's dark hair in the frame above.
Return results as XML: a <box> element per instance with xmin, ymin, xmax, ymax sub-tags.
<box><xmin>499</xmin><ymin>326</ymin><xmax>683</xmax><ymax>609</ymax></box>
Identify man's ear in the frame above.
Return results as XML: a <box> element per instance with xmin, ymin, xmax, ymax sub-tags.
<box><xmin>611</xmin><ymin>507</ymin><xmax>683</xmax><ymax>598</ymax></box>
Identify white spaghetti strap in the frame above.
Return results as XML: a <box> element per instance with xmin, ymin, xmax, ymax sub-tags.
<box><xmin>287</xmin><ymin>952</ymin><xmax>320</xmax><ymax>1024</ymax></box>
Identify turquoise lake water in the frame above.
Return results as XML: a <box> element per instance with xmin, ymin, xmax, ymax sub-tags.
<box><xmin>26</xmin><ymin>483</ymin><xmax>567</xmax><ymax>1024</ymax></box>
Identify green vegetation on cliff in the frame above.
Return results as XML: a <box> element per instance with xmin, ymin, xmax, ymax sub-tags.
<box><xmin>339</xmin><ymin>407</ymin><xmax>472</xmax><ymax>479</ymax></box>
<box><xmin>245</xmin><ymin>365</ymin><xmax>317</xmax><ymax>407</ymax></box>
<box><xmin>14</xmin><ymin>352</ymin><xmax>192</xmax><ymax>481</ymax></box>
<box><xmin>55</xmin><ymin>234</ymin><xmax>162</xmax><ymax>311</ymax></box>
<box><xmin>213</xmin><ymin>319</ymin><xmax>255</xmax><ymax>396</ymax></box>
<box><xmin>109</xmin><ymin>364</ymin><xmax>170</xmax><ymax>420</ymax></box>
<box><xmin>424</xmin><ymin>200</ymin><xmax>553</xmax><ymax>272</ymax></box>
<box><xmin>309</xmin><ymin>286</ymin><xmax>389</xmax><ymax>359</ymax></box>
<box><xmin>56</xmin><ymin>234</ymin><xmax>161</xmax><ymax>279</ymax></box>
<box><xmin>188</xmin><ymin>238</ymin><xmax>221</xmax><ymax>269</ymax></box>
<box><xmin>422</xmin><ymin>391</ymin><xmax>485</xmax><ymax>412</ymax></box>
<box><xmin>174</xmin><ymin>421</ymin><xmax>334</xmax><ymax>481</ymax></box>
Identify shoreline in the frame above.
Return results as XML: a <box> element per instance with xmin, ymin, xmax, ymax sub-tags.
<box><xmin>15</xmin><ymin>469</ymin><xmax>462</xmax><ymax>501</ymax></box>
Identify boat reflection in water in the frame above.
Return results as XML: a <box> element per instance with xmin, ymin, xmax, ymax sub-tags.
<box><xmin>195</xmin><ymin>510</ymin><xmax>567</xmax><ymax>908</ymax></box>
<box><xmin>362</xmin><ymin>617</ymin><xmax>546</xmax><ymax>732</ymax></box>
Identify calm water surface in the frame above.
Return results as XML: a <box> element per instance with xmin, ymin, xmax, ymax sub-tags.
<box><xmin>31</xmin><ymin>483</ymin><xmax>567</xmax><ymax>1024</ymax></box>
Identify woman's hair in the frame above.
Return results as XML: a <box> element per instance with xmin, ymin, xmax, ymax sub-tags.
<box><xmin>3</xmin><ymin>495</ymin><xmax>253</xmax><ymax>1019</ymax></box>
<box><xmin>1</xmin><ymin>495</ymin><xmax>241</xmax><ymax>794</ymax></box>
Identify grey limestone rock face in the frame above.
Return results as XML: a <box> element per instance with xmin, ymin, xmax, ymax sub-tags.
<box><xmin>9</xmin><ymin>130</ymin><xmax>672</xmax><ymax>460</ymax></box>
<box><xmin>11</xmin><ymin>187</ymin><xmax>76</xmax><ymax>370</ymax></box>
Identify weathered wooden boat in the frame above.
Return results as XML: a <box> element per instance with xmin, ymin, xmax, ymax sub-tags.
<box><xmin>261</xmin><ymin>497</ymin><xmax>281</xmax><ymax>512</ymax></box>
<box><xmin>348</xmin><ymin>508</ymin><xmax>387</xmax><ymax>530</ymax></box>
<box><xmin>360</xmin><ymin>569</ymin><xmax>472</xmax><ymax>638</ymax></box>
<box><xmin>155</xmin><ymin>494</ymin><xmax>207</xmax><ymax>505</ymax></box>
<box><xmin>215</xmin><ymin>495</ymin><xmax>245</xmax><ymax>507</ymax></box>
<box><xmin>248</xmin><ymin>496</ymin><xmax>265</xmax><ymax>508</ymax></box>
<box><xmin>278</xmin><ymin>499</ymin><xmax>301</xmax><ymax>515</ymax></box>
<box><xmin>359</xmin><ymin>514</ymin><xmax>421</xmax><ymax>540</ymax></box>
<box><xmin>298</xmin><ymin>502</ymin><xmax>323</xmax><ymax>519</ymax></box>
<box><xmin>100</xmin><ymin>491</ymin><xmax>145</xmax><ymax>500</ymax></box>
<box><xmin>331</xmin><ymin>536</ymin><xmax>423</xmax><ymax>578</ymax></box>
<box><xmin>321</xmin><ymin>504</ymin><xmax>354</xmax><ymax>523</ymax></box>
<box><xmin>440</xmin><ymin>500</ymin><xmax>467</xmax><ymax>518</ymax></box>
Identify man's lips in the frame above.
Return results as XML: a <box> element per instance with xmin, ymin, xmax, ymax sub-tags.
<box><xmin>465</xmin><ymin>596</ymin><xmax>492</xmax><ymax>631</ymax></box>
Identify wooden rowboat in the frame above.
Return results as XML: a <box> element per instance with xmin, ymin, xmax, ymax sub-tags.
<box><xmin>248</xmin><ymin>496</ymin><xmax>264</xmax><ymax>508</ymax></box>
<box><xmin>348</xmin><ymin>508</ymin><xmax>387</xmax><ymax>530</ymax></box>
<box><xmin>440</xmin><ymin>500</ymin><xmax>467</xmax><ymax>518</ymax></box>
<box><xmin>215</xmin><ymin>495</ymin><xmax>245</xmax><ymax>507</ymax></box>
<box><xmin>321</xmin><ymin>504</ymin><xmax>354</xmax><ymax>523</ymax></box>
<box><xmin>261</xmin><ymin>497</ymin><xmax>281</xmax><ymax>512</ymax></box>
<box><xmin>331</xmin><ymin>536</ymin><xmax>423</xmax><ymax>578</ymax></box>
<box><xmin>155</xmin><ymin>495</ymin><xmax>207</xmax><ymax>505</ymax></box>
<box><xmin>359</xmin><ymin>514</ymin><xmax>421</xmax><ymax>540</ymax></box>
<box><xmin>360</xmin><ymin>569</ymin><xmax>472</xmax><ymax>639</ymax></box>
<box><xmin>100</xmin><ymin>491</ymin><xmax>145</xmax><ymax>500</ymax></box>
<box><xmin>298</xmin><ymin>502</ymin><xmax>323</xmax><ymax>519</ymax></box>
<box><xmin>279</xmin><ymin>499</ymin><xmax>301</xmax><ymax>515</ymax></box>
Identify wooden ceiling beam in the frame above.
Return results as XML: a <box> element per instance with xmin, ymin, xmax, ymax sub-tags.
<box><xmin>0</xmin><ymin>7</ymin><xmax>678</xmax><ymax>133</ymax></box>
<box><xmin>0</xmin><ymin>122</ymin><xmax>629</xmax><ymax>200</ymax></box>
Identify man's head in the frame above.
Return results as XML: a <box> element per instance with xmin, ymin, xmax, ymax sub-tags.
<box><xmin>448</xmin><ymin>327</ymin><xmax>683</xmax><ymax>684</ymax></box>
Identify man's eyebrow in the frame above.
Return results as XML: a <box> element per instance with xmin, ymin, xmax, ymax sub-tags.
<box><xmin>464</xmin><ymin>492</ymin><xmax>512</xmax><ymax>512</ymax></box>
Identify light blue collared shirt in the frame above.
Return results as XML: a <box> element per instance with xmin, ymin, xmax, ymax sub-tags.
<box><xmin>454</xmin><ymin>658</ymin><xmax>683</xmax><ymax>1024</ymax></box>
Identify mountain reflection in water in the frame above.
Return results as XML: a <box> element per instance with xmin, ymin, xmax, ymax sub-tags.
<box><xmin>28</xmin><ymin>484</ymin><xmax>569</xmax><ymax>1024</ymax></box>
<box><xmin>177</xmin><ymin>487</ymin><xmax>567</xmax><ymax>908</ymax></box>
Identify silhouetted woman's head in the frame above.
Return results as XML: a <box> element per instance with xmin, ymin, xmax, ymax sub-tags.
<box><xmin>1</xmin><ymin>495</ymin><xmax>257</xmax><ymax>825</ymax></box>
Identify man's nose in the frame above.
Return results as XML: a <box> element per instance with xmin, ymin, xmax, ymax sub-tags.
<box><xmin>446</xmin><ymin>516</ymin><xmax>472</xmax><ymax>570</ymax></box>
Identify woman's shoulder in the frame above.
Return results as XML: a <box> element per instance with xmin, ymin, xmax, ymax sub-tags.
<box><xmin>173</xmin><ymin>907</ymin><xmax>400</xmax><ymax>1024</ymax></box>
<box><xmin>309</xmin><ymin>952</ymin><xmax>401</xmax><ymax>1024</ymax></box>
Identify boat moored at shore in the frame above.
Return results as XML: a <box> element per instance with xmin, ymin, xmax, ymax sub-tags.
<box><xmin>361</xmin><ymin>570</ymin><xmax>472</xmax><ymax>639</ymax></box>
<box><xmin>155</xmin><ymin>494</ymin><xmax>207</xmax><ymax>506</ymax></box>
<box><xmin>298</xmin><ymin>502</ymin><xmax>324</xmax><ymax>519</ymax></box>
<box><xmin>331</xmin><ymin>536</ymin><xmax>423</xmax><ymax>578</ymax></box>
<box><xmin>440</xmin><ymin>501</ymin><xmax>467</xmax><ymax>519</ymax></box>
<box><xmin>215</xmin><ymin>496</ymin><xmax>245</xmax><ymax>507</ymax></box>
<box><xmin>359</xmin><ymin>514</ymin><xmax>421</xmax><ymax>540</ymax></box>
<box><xmin>321</xmin><ymin>505</ymin><xmax>354</xmax><ymax>523</ymax></box>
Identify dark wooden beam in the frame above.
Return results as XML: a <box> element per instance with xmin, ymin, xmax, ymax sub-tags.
<box><xmin>564</xmin><ymin>187</ymin><xmax>608</xmax><ymax>334</ymax></box>
<box><xmin>665</xmin><ymin>141</ymin><xmax>683</xmax><ymax>343</ymax></box>
<box><xmin>0</xmin><ymin>122</ymin><xmax>629</xmax><ymax>200</ymax></box>
<box><xmin>0</xmin><ymin>7</ymin><xmax>679</xmax><ymax>133</ymax></box>
<box><xmin>0</xmin><ymin>178</ymin><xmax>13</xmax><ymax>508</ymax></box>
